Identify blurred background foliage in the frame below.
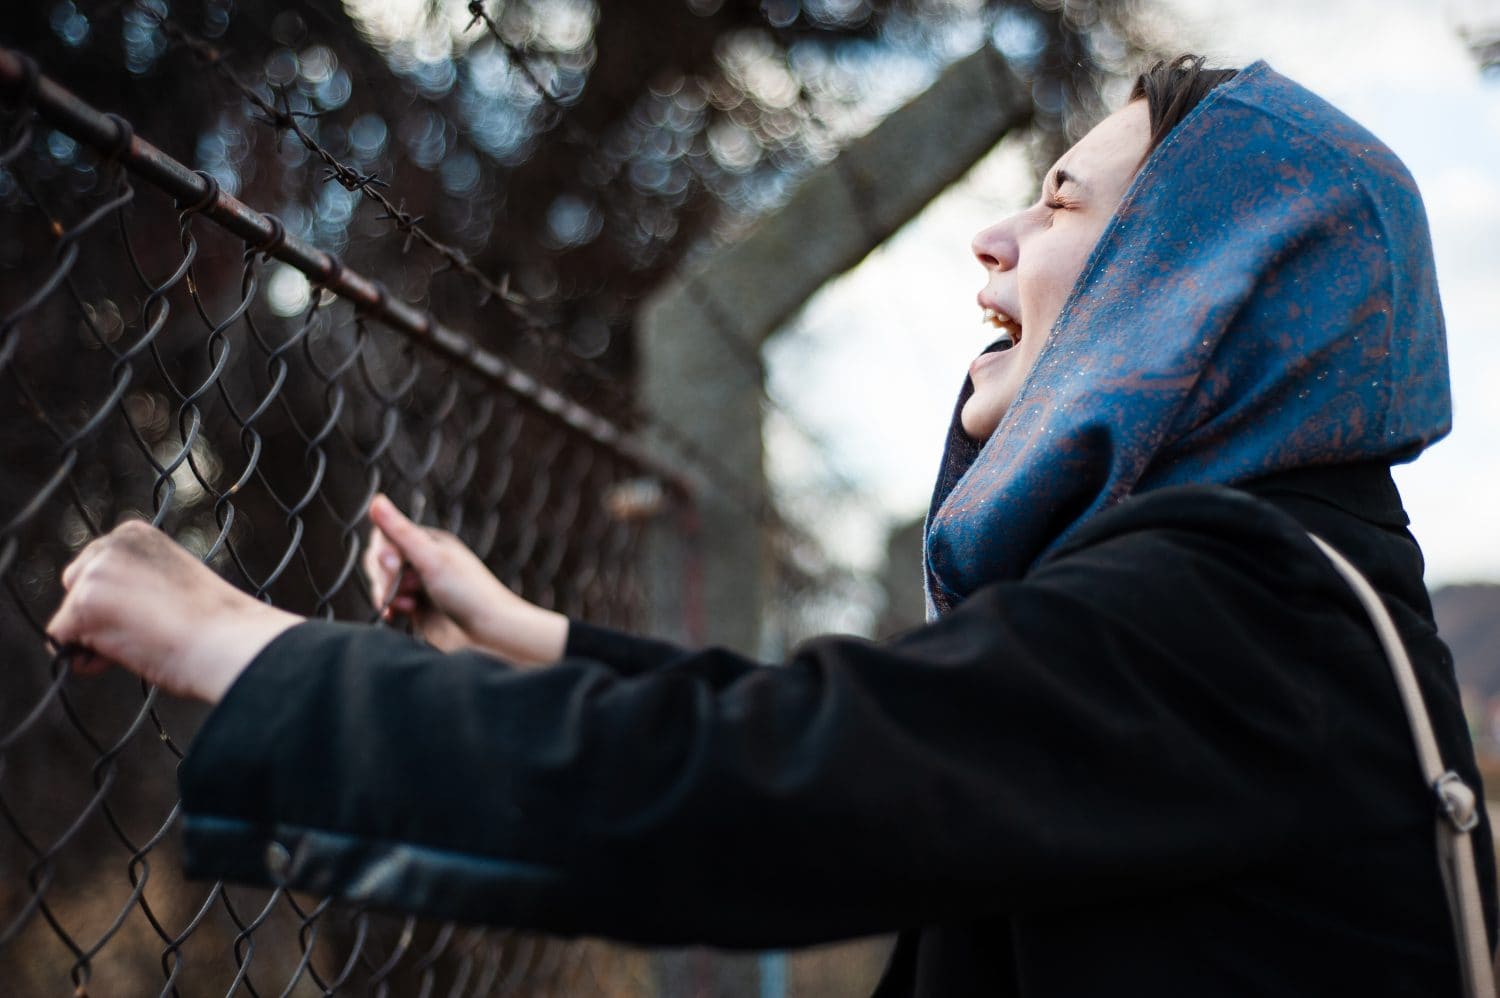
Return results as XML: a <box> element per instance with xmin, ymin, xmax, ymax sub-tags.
<box><xmin>2</xmin><ymin>0</ymin><xmax>1169</xmax><ymax>406</ymax></box>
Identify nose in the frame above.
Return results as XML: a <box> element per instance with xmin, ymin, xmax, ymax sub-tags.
<box><xmin>971</xmin><ymin>216</ymin><xmax>1018</xmax><ymax>273</ymax></box>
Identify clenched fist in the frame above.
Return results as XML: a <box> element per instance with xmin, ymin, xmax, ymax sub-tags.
<box><xmin>46</xmin><ymin>521</ymin><xmax>302</xmax><ymax>703</ymax></box>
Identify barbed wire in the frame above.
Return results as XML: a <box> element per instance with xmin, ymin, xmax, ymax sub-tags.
<box><xmin>125</xmin><ymin>0</ymin><xmax>822</xmax><ymax>542</ymax></box>
<box><xmin>139</xmin><ymin>2</ymin><xmax>529</xmax><ymax>318</ymax></box>
<box><xmin>65</xmin><ymin>2</ymin><xmax>880</xmax><ymax>572</ymax></box>
<box><xmin>0</xmin><ymin>49</ymin><xmax>657</xmax><ymax>990</ymax></box>
<box><xmin>459</xmin><ymin>0</ymin><xmax>892</xmax><ymax>529</ymax></box>
<box><xmin>2</xmin><ymin>42</ymin><xmax>695</xmax><ymax>492</ymax></box>
<box><xmin>123</xmin><ymin>0</ymin><xmax>673</xmax><ymax>464</ymax></box>
<box><xmin>0</xmin><ymin>7</ymin><xmax>968</xmax><ymax>988</ymax></box>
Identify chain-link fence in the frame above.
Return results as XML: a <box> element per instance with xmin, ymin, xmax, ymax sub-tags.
<box><xmin>0</xmin><ymin>0</ymin><xmax>1138</xmax><ymax>989</ymax></box>
<box><xmin>0</xmin><ymin>41</ymin><xmax>695</xmax><ymax>996</ymax></box>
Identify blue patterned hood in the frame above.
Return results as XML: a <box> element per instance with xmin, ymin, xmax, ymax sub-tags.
<box><xmin>923</xmin><ymin>59</ymin><xmax>1451</xmax><ymax>616</ymax></box>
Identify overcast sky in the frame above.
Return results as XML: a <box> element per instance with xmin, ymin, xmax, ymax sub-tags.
<box><xmin>765</xmin><ymin>0</ymin><xmax>1500</xmax><ymax>588</ymax></box>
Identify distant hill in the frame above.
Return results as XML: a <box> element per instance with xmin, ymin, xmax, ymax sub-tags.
<box><xmin>1433</xmin><ymin>584</ymin><xmax>1500</xmax><ymax>699</ymax></box>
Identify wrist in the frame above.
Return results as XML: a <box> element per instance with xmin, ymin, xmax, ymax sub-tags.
<box><xmin>475</xmin><ymin>604</ymin><xmax>568</xmax><ymax>669</ymax></box>
<box><xmin>192</xmin><ymin>604</ymin><xmax>303</xmax><ymax>703</ymax></box>
<box><xmin>529</xmin><ymin>608</ymin><xmax>569</xmax><ymax>666</ymax></box>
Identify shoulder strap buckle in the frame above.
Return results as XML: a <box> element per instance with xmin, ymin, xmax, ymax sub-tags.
<box><xmin>1435</xmin><ymin>770</ymin><xmax>1481</xmax><ymax>834</ymax></box>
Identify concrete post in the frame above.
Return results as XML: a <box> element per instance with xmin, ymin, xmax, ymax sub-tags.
<box><xmin>634</xmin><ymin>43</ymin><xmax>1031</xmax><ymax>996</ymax></box>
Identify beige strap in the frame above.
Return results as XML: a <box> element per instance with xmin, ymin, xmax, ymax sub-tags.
<box><xmin>1307</xmin><ymin>533</ymin><xmax>1495</xmax><ymax>997</ymax></box>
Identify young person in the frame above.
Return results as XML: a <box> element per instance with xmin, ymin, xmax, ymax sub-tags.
<box><xmin>48</xmin><ymin>56</ymin><xmax>1495</xmax><ymax>995</ymax></box>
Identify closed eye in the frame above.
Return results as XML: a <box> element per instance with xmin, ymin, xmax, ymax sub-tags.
<box><xmin>1042</xmin><ymin>191</ymin><xmax>1076</xmax><ymax>215</ymax></box>
<box><xmin>1045</xmin><ymin>167</ymin><xmax>1080</xmax><ymax>211</ymax></box>
<box><xmin>1044</xmin><ymin>167</ymin><xmax>1080</xmax><ymax>211</ymax></box>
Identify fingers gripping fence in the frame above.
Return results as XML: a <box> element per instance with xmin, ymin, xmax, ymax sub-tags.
<box><xmin>0</xmin><ymin>48</ymin><xmax>689</xmax><ymax>996</ymax></box>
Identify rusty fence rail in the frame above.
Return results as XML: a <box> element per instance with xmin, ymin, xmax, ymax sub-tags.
<box><xmin>0</xmin><ymin>45</ymin><xmax>691</xmax><ymax>997</ymax></box>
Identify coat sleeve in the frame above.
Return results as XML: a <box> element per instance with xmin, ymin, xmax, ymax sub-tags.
<box><xmin>564</xmin><ymin>618</ymin><xmax>691</xmax><ymax>677</ymax></box>
<box><xmin>178</xmin><ymin>506</ymin><xmax>1377</xmax><ymax>949</ymax></box>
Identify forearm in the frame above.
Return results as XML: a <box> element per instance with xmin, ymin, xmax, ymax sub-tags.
<box><xmin>563</xmin><ymin>618</ymin><xmax>696</xmax><ymax>677</ymax></box>
<box><xmin>180</xmin><ymin>620</ymin><xmax>947</xmax><ymax>945</ymax></box>
<box><xmin>476</xmin><ymin>604</ymin><xmax>569</xmax><ymax>668</ymax></box>
<box><xmin>180</xmin><ymin>620</ymin><xmax>819</xmax><ymax>944</ymax></box>
<box><xmin>178</xmin><ymin>541</ymin><xmax>1337</xmax><ymax>949</ymax></box>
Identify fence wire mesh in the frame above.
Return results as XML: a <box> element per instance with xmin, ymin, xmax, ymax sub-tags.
<box><xmin>0</xmin><ymin>44</ymin><xmax>683</xmax><ymax>997</ymax></box>
<box><xmin>0</xmin><ymin>0</ymin><xmax>1115</xmax><ymax>989</ymax></box>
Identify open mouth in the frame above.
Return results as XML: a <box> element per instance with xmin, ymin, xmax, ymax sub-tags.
<box><xmin>981</xmin><ymin>308</ymin><xmax>1023</xmax><ymax>351</ymax></box>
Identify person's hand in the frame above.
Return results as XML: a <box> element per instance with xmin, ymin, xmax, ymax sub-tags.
<box><xmin>45</xmin><ymin>521</ymin><xmax>302</xmax><ymax>703</ymax></box>
<box><xmin>363</xmin><ymin>494</ymin><xmax>566</xmax><ymax>668</ymax></box>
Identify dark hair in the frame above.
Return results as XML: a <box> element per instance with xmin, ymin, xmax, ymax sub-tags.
<box><xmin>1129</xmin><ymin>55</ymin><xmax>1239</xmax><ymax>155</ymax></box>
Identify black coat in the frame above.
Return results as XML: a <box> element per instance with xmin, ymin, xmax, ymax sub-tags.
<box><xmin>178</xmin><ymin>463</ymin><xmax>1497</xmax><ymax>995</ymax></box>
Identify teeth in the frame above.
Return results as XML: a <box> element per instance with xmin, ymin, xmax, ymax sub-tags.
<box><xmin>981</xmin><ymin>307</ymin><xmax>1012</xmax><ymax>328</ymax></box>
<box><xmin>981</xmin><ymin>307</ymin><xmax>1021</xmax><ymax>346</ymax></box>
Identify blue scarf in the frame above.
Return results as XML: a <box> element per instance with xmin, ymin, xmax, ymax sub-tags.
<box><xmin>923</xmin><ymin>60</ymin><xmax>1451</xmax><ymax>617</ymax></box>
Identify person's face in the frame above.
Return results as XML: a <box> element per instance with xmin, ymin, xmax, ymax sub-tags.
<box><xmin>963</xmin><ymin>99</ymin><xmax>1152</xmax><ymax>441</ymax></box>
